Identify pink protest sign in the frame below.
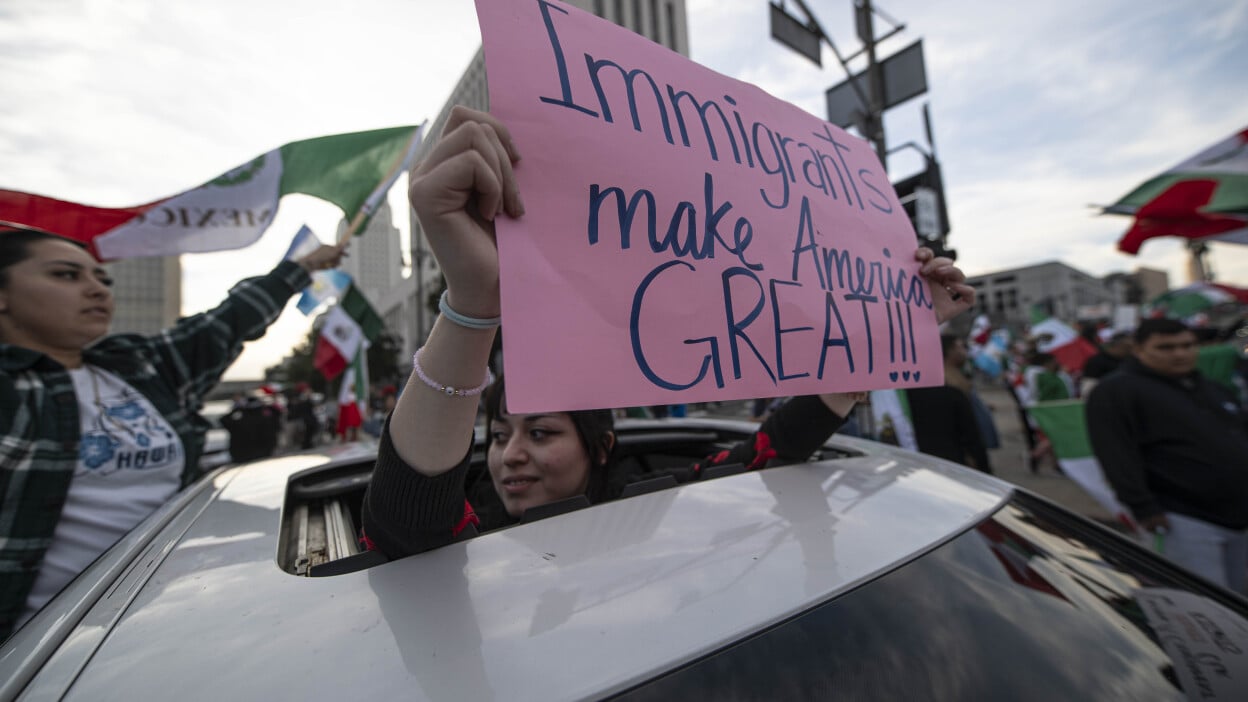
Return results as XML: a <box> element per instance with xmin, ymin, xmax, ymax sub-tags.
<box><xmin>475</xmin><ymin>0</ymin><xmax>942</xmax><ymax>412</ymax></box>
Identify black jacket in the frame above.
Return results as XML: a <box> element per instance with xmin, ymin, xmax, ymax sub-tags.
<box><xmin>1086</xmin><ymin>357</ymin><xmax>1248</xmax><ymax>529</ymax></box>
<box><xmin>905</xmin><ymin>385</ymin><xmax>992</xmax><ymax>473</ymax></box>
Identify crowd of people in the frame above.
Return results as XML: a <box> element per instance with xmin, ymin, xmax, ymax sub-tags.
<box><xmin>2</xmin><ymin>102</ymin><xmax>1245</xmax><ymax>645</ymax></box>
<box><xmin>895</xmin><ymin>309</ymin><xmax>1248</xmax><ymax>595</ymax></box>
<box><xmin>216</xmin><ymin>382</ymin><xmax>404</xmax><ymax>462</ymax></box>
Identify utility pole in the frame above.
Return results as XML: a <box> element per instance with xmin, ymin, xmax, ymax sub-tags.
<box><xmin>855</xmin><ymin>0</ymin><xmax>888</xmax><ymax>165</ymax></box>
<box><xmin>770</xmin><ymin>1</ymin><xmax>952</xmax><ymax>254</ymax></box>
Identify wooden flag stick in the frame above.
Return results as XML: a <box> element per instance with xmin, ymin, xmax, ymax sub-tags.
<box><xmin>335</xmin><ymin>121</ymin><xmax>427</xmax><ymax>247</ymax></box>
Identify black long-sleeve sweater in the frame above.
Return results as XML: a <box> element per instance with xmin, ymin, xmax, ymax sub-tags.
<box><xmin>362</xmin><ymin>396</ymin><xmax>845</xmax><ymax>558</ymax></box>
<box><xmin>1086</xmin><ymin>357</ymin><xmax>1248</xmax><ymax>529</ymax></box>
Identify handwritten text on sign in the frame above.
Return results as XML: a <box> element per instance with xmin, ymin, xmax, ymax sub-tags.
<box><xmin>476</xmin><ymin>0</ymin><xmax>942</xmax><ymax>412</ymax></box>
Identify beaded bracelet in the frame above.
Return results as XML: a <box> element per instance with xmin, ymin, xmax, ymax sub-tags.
<box><xmin>439</xmin><ymin>290</ymin><xmax>501</xmax><ymax>330</ymax></box>
<box><xmin>411</xmin><ymin>347</ymin><xmax>491</xmax><ymax>397</ymax></box>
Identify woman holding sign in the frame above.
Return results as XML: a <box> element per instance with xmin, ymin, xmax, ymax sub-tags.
<box><xmin>361</xmin><ymin>107</ymin><xmax>975</xmax><ymax>558</ymax></box>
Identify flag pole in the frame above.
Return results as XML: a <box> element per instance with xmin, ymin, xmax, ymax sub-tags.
<box><xmin>335</xmin><ymin>121</ymin><xmax>427</xmax><ymax>247</ymax></box>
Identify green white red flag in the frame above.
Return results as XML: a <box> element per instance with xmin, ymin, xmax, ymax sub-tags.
<box><xmin>1028</xmin><ymin>306</ymin><xmax>1098</xmax><ymax>374</ymax></box>
<box><xmin>1026</xmin><ymin>400</ymin><xmax>1135</xmax><ymax>530</ymax></box>
<box><xmin>868</xmin><ymin>389</ymin><xmax>917</xmax><ymax>450</ymax></box>
<box><xmin>1108</xmin><ymin>126</ymin><xmax>1248</xmax><ymax>254</ymax></box>
<box><xmin>0</xmin><ymin>124</ymin><xmax>422</xmax><ymax>260</ymax></box>
<box><xmin>1147</xmin><ymin>282</ymin><xmax>1248</xmax><ymax>321</ymax></box>
<box><xmin>313</xmin><ymin>284</ymin><xmax>383</xmax><ymax>381</ymax></box>
<box><xmin>338</xmin><ymin>341</ymin><xmax>370</xmax><ymax>415</ymax></box>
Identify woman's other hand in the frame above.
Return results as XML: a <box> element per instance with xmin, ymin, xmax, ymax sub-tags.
<box><xmin>916</xmin><ymin>247</ymin><xmax>975</xmax><ymax>323</ymax></box>
<box><xmin>819</xmin><ymin>391</ymin><xmax>868</xmax><ymax>418</ymax></box>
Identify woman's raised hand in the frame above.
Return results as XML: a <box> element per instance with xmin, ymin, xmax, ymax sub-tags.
<box><xmin>916</xmin><ymin>247</ymin><xmax>975</xmax><ymax>323</ymax></box>
<box><xmin>408</xmin><ymin>106</ymin><xmax>525</xmax><ymax>320</ymax></box>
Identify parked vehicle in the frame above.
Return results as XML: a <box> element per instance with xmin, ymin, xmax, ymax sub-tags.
<box><xmin>3</xmin><ymin>417</ymin><xmax>1245</xmax><ymax>701</ymax></box>
<box><xmin>197</xmin><ymin>399</ymin><xmax>234</xmax><ymax>469</ymax></box>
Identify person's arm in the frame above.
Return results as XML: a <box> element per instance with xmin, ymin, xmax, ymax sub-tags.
<box><xmin>389</xmin><ymin>107</ymin><xmax>523</xmax><ymax>477</ymax></box>
<box><xmin>1085</xmin><ymin>383</ymin><xmax>1163</xmax><ymax>528</ymax></box>
<box><xmin>138</xmin><ymin>245</ymin><xmax>344</xmax><ymax>406</ymax></box>
<box><xmin>362</xmin><ymin>416</ymin><xmax>477</xmax><ymax>558</ymax></box>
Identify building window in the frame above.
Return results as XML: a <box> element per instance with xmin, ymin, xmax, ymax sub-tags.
<box><xmin>649</xmin><ymin>0</ymin><xmax>660</xmax><ymax>41</ymax></box>
<box><xmin>633</xmin><ymin>0</ymin><xmax>643</xmax><ymax>33</ymax></box>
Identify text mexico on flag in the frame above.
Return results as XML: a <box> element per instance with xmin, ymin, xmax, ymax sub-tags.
<box><xmin>314</xmin><ymin>285</ymin><xmax>383</xmax><ymax>380</ymax></box>
<box><xmin>0</xmin><ymin>125</ymin><xmax>421</xmax><ymax>259</ymax></box>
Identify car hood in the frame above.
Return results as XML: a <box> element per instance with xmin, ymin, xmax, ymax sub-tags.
<box><xmin>22</xmin><ymin>442</ymin><xmax>1010</xmax><ymax>701</ymax></box>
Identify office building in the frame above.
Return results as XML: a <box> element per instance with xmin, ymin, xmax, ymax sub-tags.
<box><xmin>965</xmin><ymin>261</ymin><xmax>1169</xmax><ymax>334</ymax></box>
<box><xmin>106</xmin><ymin>256</ymin><xmax>181</xmax><ymax>335</ymax></box>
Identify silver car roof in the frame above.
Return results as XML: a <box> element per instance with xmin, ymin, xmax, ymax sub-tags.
<box><xmin>5</xmin><ymin>431</ymin><xmax>1011</xmax><ymax>701</ymax></box>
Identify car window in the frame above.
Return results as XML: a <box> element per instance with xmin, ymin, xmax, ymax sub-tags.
<box><xmin>616</xmin><ymin>493</ymin><xmax>1248</xmax><ymax>701</ymax></box>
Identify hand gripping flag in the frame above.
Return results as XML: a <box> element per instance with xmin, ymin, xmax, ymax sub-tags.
<box><xmin>0</xmin><ymin>124</ymin><xmax>423</xmax><ymax>260</ymax></box>
<box><xmin>283</xmin><ymin>225</ymin><xmax>352</xmax><ymax>315</ymax></box>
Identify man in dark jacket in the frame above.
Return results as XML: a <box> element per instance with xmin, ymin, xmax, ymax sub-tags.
<box><xmin>1086</xmin><ymin>318</ymin><xmax>1248</xmax><ymax>593</ymax></box>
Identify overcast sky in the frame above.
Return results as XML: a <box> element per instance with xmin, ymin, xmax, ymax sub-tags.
<box><xmin>3</xmin><ymin>0</ymin><xmax>1246</xmax><ymax>379</ymax></box>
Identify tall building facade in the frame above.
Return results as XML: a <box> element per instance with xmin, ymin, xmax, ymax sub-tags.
<box><xmin>400</xmin><ymin>0</ymin><xmax>691</xmax><ymax>361</ymax></box>
<box><xmin>336</xmin><ymin>197</ymin><xmax>403</xmax><ymax>309</ymax></box>
<box><xmin>106</xmin><ymin>256</ymin><xmax>181</xmax><ymax>335</ymax></box>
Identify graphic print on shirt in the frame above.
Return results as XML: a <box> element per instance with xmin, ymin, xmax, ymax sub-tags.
<box><xmin>78</xmin><ymin>380</ymin><xmax>180</xmax><ymax>476</ymax></box>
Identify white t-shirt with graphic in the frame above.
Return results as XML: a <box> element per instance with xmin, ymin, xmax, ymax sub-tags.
<box><xmin>19</xmin><ymin>366</ymin><xmax>184</xmax><ymax>627</ymax></box>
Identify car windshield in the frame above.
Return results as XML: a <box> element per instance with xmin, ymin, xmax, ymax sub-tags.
<box><xmin>617</xmin><ymin>492</ymin><xmax>1248</xmax><ymax>701</ymax></box>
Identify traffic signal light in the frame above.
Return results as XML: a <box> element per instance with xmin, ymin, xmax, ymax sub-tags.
<box><xmin>893</xmin><ymin>158</ymin><xmax>950</xmax><ymax>244</ymax></box>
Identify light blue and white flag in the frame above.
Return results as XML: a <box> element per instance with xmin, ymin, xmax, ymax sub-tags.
<box><xmin>283</xmin><ymin>225</ymin><xmax>352</xmax><ymax>315</ymax></box>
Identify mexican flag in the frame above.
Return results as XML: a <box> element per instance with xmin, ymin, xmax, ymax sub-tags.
<box><xmin>868</xmin><ymin>389</ymin><xmax>917</xmax><ymax>451</ymax></box>
<box><xmin>338</xmin><ymin>342</ymin><xmax>370</xmax><ymax>414</ymax></box>
<box><xmin>1028</xmin><ymin>307</ymin><xmax>1098</xmax><ymax>374</ymax></box>
<box><xmin>1108</xmin><ymin>126</ymin><xmax>1248</xmax><ymax>254</ymax></box>
<box><xmin>0</xmin><ymin>124</ymin><xmax>423</xmax><ymax>260</ymax></box>
<box><xmin>1026</xmin><ymin>400</ymin><xmax>1134</xmax><ymax>528</ymax></box>
<box><xmin>1147</xmin><ymin>282</ymin><xmax>1248</xmax><ymax>320</ymax></box>
<box><xmin>313</xmin><ymin>284</ymin><xmax>383</xmax><ymax>381</ymax></box>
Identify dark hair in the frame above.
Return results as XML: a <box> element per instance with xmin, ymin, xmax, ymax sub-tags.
<box><xmin>0</xmin><ymin>229</ymin><xmax>88</xmax><ymax>288</ymax></box>
<box><xmin>482</xmin><ymin>373</ymin><xmax>617</xmax><ymax>503</ymax></box>
<box><xmin>1027</xmin><ymin>351</ymin><xmax>1055</xmax><ymax>367</ymax></box>
<box><xmin>1134</xmin><ymin>318</ymin><xmax>1189</xmax><ymax>345</ymax></box>
<box><xmin>939</xmin><ymin>334</ymin><xmax>963</xmax><ymax>358</ymax></box>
